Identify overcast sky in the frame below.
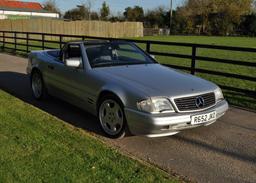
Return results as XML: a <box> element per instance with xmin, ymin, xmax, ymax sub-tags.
<box><xmin>23</xmin><ymin>0</ymin><xmax>182</xmax><ymax>14</ymax></box>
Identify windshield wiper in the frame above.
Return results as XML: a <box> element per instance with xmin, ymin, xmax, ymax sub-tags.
<box><xmin>92</xmin><ymin>62</ymin><xmax>117</xmax><ymax>68</ymax></box>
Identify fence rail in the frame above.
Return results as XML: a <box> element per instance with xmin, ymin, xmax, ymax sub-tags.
<box><xmin>0</xmin><ymin>31</ymin><xmax>255</xmax><ymax>101</ymax></box>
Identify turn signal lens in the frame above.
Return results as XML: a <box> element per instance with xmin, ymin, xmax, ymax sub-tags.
<box><xmin>137</xmin><ymin>98</ymin><xmax>174</xmax><ymax>113</ymax></box>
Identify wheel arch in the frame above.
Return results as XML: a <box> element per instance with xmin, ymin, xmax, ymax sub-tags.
<box><xmin>31</xmin><ymin>67</ymin><xmax>41</xmax><ymax>75</ymax></box>
<box><xmin>96</xmin><ymin>83</ymin><xmax>145</xmax><ymax>114</ymax></box>
<box><xmin>30</xmin><ymin>67</ymin><xmax>48</xmax><ymax>100</ymax></box>
<box><xmin>30</xmin><ymin>67</ymin><xmax>48</xmax><ymax>92</ymax></box>
<box><xmin>96</xmin><ymin>89</ymin><xmax>130</xmax><ymax>138</ymax></box>
<box><xmin>97</xmin><ymin>90</ymin><xmax>125</xmax><ymax>111</ymax></box>
<box><xmin>30</xmin><ymin>67</ymin><xmax>42</xmax><ymax>80</ymax></box>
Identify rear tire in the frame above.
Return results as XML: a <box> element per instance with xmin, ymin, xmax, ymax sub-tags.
<box><xmin>31</xmin><ymin>70</ymin><xmax>47</xmax><ymax>100</ymax></box>
<box><xmin>98</xmin><ymin>94</ymin><xmax>126</xmax><ymax>139</ymax></box>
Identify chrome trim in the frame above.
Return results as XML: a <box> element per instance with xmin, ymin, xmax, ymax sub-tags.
<box><xmin>146</xmin><ymin>131</ymin><xmax>179</xmax><ymax>138</ymax></box>
<box><xmin>170</xmin><ymin>92</ymin><xmax>217</xmax><ymax>113</ymax></box>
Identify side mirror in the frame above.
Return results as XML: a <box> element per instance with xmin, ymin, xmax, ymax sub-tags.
<box><xmin>150</xmin><ymin>55</ymin><xmax>156</xmax><ymax>59</ymax></box>
<box><xmin>65</xmin><ymin>58</ymin><xmax>81</xmax><ymax>68</ymax></box>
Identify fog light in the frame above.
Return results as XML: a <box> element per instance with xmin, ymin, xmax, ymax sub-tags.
<box><xmin>160</xmin><ymin>126</ymin><xmax>170</xmax><ymax>131</ymax></box>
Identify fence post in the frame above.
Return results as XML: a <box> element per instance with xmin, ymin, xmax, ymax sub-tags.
<box><xmin>59</xmin><ymin>35</ymin><xmax>63</xmax><ymax>49</ymax></box>
<box><xmin>82</xmin><ymin>36</ymin><xmax>85</xmax><ymax>41</ymax></box>
<box><xmin>3</xmin><ymin>32</ymin><xmax>5</xmax><ymax>50</ymax></box>
<box><xmin>14</xmin><ymin>32</ymin><xmax>17</xmax><ymax>52</ymax></box>
<box><xmin>146</xmin><ymin>42</ymin><xmax>150</xmax><ymax>53</ymax></box>
<box><xmin>42</xmin><ymin>34</ymin><xmax>45</xmax><ymax>50</ymax></box>
<box><xmin>26</xmin><ymin>33</ymin><xmax>29</xmax><ymax>53</ymax></box>
<box><xmin>191</xmin><ymin>45</ymin><xmax>197</xmax><ymax>75</ymax></box>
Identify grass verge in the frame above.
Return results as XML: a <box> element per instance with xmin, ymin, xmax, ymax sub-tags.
<box><xmin>0</xmin><ymin>89</ymin><xmax>177</xmax><ymax>183</ymax></box>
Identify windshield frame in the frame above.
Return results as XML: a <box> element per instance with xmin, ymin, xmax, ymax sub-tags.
<box><xmin>84</xmin><ymin>41</ymin><xmax>157</xmax><ymax>68</ymax></box>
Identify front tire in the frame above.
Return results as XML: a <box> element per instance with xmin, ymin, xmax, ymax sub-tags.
<box><xmin>98</xmin><ymin>95</ymin><xmax>126</xmax><ymax>139</ymax></box>
<box><xmin>31</xmin><ymin>70</ymin><xmax>46</xmax><ymax>100</ymax></box>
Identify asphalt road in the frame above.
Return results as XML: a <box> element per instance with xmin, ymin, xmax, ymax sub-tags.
<box><xmin>0</xmin><ymin>53</ymin><xmax>256</xmax><ymax>183</ymax></box>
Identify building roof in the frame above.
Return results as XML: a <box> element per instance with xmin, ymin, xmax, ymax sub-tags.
<box><xmin>0</xmin><ymin>0</ymin><xmax>43</xmax><ymax>11</ymax></box>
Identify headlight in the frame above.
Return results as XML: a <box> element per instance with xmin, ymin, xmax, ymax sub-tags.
<box><xmin>214</xmin><ymin>87</ymin><xmax>224</xmax><ymax>101</ymax></box>
<box><xmin>137</xmin><ymin>98</ymin><xmax>174</xmax><ymax>113</ymax></box>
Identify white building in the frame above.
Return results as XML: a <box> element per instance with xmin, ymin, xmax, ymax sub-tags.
<box><xmin>0</xmin><ymin>0</ymin><xmax>59</xmax><ymax>20</ymax></box>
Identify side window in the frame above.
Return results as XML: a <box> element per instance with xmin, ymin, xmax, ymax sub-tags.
<box><xmin>64</xmin><ymin>44</ymin><xmax>82</xmax><ymax>60</ymax></box>
<box><xmin>63</xmin><ymin>44</ymin><xmax>84</xmax><ymax>69</ymax></box>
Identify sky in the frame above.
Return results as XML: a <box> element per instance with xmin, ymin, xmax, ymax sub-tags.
<box><xmin>23</xmin><ymin>0</ymin><xmax>182</xmax><ymax>14</ymax></box>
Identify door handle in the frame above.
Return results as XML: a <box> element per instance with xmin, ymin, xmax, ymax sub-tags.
<box><xmin>48</xmin><ymin>65</ymin><xmax>54</xmax><ymax>70</ymax></box>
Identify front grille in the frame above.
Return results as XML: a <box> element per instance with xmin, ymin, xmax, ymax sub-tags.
<box><xmin>174</xmin><ymin>92</ymin><xmax>216</xmax><ymax>112</ymax></box>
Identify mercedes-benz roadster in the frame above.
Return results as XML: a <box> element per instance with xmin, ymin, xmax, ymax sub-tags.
<box><xmin>27</xmin><ymin>40</ymin><xmax>228</xmax><ymax>138</ymax></box>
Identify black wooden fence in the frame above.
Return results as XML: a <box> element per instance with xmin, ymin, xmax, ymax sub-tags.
<box><xmin>0</xmin><ymin>31</ymin><xmax>255</xmax><ymax>100</ymax></box>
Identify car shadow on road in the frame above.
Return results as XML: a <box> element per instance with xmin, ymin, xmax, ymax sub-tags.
<box><xmin>0</xmin><ymin>71</ymin><xmax>105</xmax><ymax>137</ymax></box>
<box><xmin>172</xmin><ymin>134</ymin><xmax>256</xmax><ymax>164</ymax></box>
<box><xmin>224</xmin><ymin>121</ymin><xmax>256</xmax><ymax>132</ymax></box>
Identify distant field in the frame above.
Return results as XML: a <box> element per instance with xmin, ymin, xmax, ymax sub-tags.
<box><xmin>138</xmin><ymin>36</ymin><xmax>256</xmax><ymax>47</ymax></box>
<box><xmin>1</xmin><ymin>35</ymin><xmax>255</xmax><ymax>110</ymax></box>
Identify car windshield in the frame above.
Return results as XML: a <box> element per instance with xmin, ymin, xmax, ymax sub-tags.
<box><xmin>85</xmin><ymin>42</ymin><xmax>156</xmax><ymax>68</ymax></box>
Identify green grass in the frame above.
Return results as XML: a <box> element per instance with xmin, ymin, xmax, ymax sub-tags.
<box><xmin>0</xmin><ymin>90</ymin><xmax>177</xmax><ymax>183</ymax></box>
<box><xmin>137</xmin><ymin>36</ymin><xmax>256</xmax><ymax>47</ymax></box>
<box><xmin>1</xmin><ymin>35</ymin><xmax>255</xmax><ymax>110</ymax></box>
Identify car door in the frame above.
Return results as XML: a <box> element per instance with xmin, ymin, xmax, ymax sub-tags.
<box><xmin>47</xmin><ymin>43</ymin><xmax>90</xmax><ymax>109</ymax></box>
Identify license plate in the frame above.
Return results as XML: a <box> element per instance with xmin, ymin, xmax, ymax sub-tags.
<box><xmin>191</xmin><ymin>111</ymin><xmax>216</xmax><ymax>125</ymax></box>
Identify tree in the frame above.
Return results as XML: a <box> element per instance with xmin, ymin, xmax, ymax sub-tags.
<box><xmin>239</xmin><ymin>13</ymin><xmax>256</xmax><ymax>36</ymax></box>
<box><xmin>175</xmin><ymin>6</ymin><xmax>194</xmax><ymax>33</ymax></box>
<box><xmin>90</xmin><ymin>11</ymin><xmax>99</xmax><ymax>20</ymax></box>
<box><xmin>100</xmin><ymin>1</ymin><xmax>110</xmax><ymax>20</ymax></box>
<box><xmin>177</xmin><ymin>0</ymin><xmax>253</xmax><ymax>35</ymax></box>
<box><xmin>124</xmin><ymin>6</ymin><xmax>144</xmax><ymax>22</ymax></box>
<box><xmin>109</xmin><ymin>16</ymin><xmax>120</xmax><ymax>22</ymax></box>
<box><xmin>109</xmin><ymin>12</ymin><xmax>124</xmax><ymax>22</ymax></box>
<box><xmin>169</xmin><ymin>9</ymin><xmax>192</xmax><ymax>34</ymax></box>
<box><xmin>213</xmin><ymin>0</ymin><xmax>252</xmax><ymax>35</ymax></box>
<box><xmin>80</xmin><ymin>0</ymin><xmax>95</xmax><ymax>20</ymax></box>
<box><xmin>144</xmin><ymin>7</ymin><xmax>166</xmax><ymax>28</ymax></box>
<box><xmin>140</xmin><ymin>0</ymin><xmax>254</xmax><ymax>35</ymax></box>
<box><xmin>179</xmin><ymin>0</ymin><xmax>218</xmax><ymax>34</ymax></box>
<box><xmin>64</xmin><ymin>5</ymin><xmax>90</xmax><ymax>20</ymax></box>
<box><xmin>43</xmin><ymin>0</ymin><xmax>60</xmax><ymax>14</ymax></box>
<box><xmin>123</xmin><ymin>7</ymin><xmax>132</xmax><ymax>20</ymax></box>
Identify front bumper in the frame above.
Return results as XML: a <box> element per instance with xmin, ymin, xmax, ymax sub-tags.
<box><xmin>125</xmin><ymin>100</ymin><xmax>228</xmax><ymax>137</ymax></box>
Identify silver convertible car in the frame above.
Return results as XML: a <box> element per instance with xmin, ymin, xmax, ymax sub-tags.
<box><xmin>27</xmin><ymin>40</ymin><xmax>228</xmax><ymax>138</ymax></box>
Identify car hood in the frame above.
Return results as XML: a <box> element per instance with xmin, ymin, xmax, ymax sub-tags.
<box><xmin>96</xmin><ymin>64</ymin><xmax>217</xmax><ymax>97</ymax></box>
